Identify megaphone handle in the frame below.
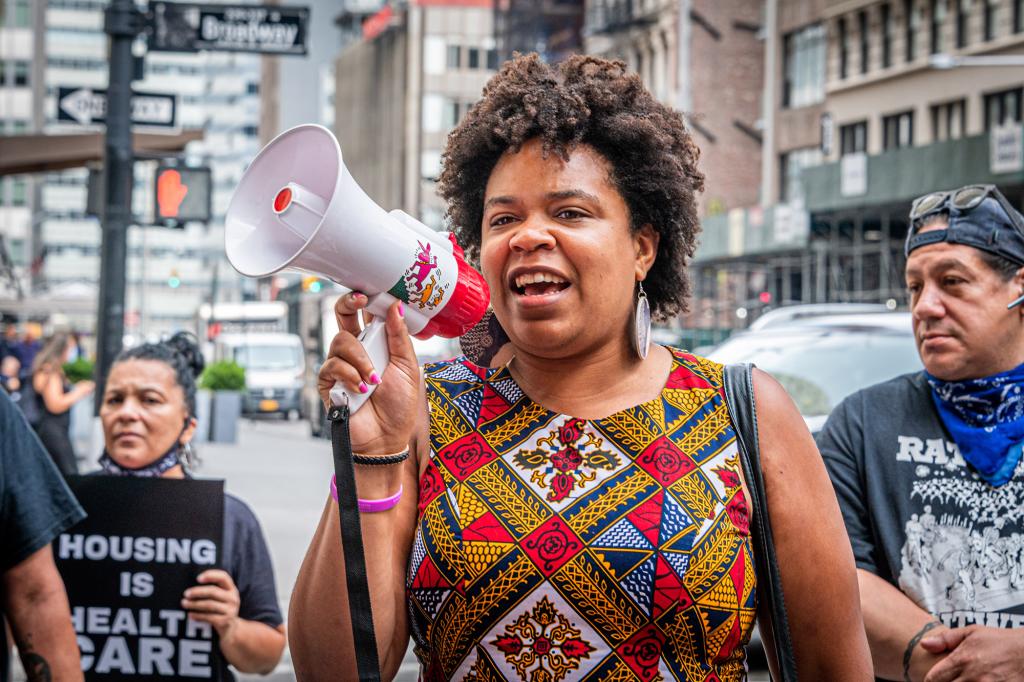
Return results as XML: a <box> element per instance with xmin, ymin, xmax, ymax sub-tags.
<box><xmin>328</xmin><ymin>319</ymin><xmax>391</xmax><ymax>412</ymax></box>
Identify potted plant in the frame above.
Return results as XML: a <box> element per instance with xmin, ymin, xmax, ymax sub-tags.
<box><xmin>64</xmin><ymin>357</ymin><xmax>96</xmax><ymax>451</ymax></box>
<box><xmin>200</xmin><ymin>360</ymin><xmax>246</xmax><ymax>443</ymax></box>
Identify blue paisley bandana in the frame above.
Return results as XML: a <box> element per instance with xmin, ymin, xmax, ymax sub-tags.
<box><xmin>926</xmin><ymin>364</ymin><xmax>1024</xmax><ymax>487</ymax></box>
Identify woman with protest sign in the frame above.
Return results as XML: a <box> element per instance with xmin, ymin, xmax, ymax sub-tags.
<box><xmin>96</xmin><ymin>332</ymin><xmax>286</xmax><ymax>678</ymax></box>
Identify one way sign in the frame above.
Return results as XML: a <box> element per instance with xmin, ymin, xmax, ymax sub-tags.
<box><xmin>57</xmin><ymin>87</ymin><xmax>178</xmax><ymax>128</ymax></box>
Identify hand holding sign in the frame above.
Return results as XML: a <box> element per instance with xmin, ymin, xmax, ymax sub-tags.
<box><xmin>181</xmin><ymin>569</ymin><xmax>240</xmax><ymax>636</ymax></box>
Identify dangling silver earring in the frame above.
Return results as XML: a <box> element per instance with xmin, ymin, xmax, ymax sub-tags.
<box><xmin>180</xmin><ymin>441</ymin><xmax>195</xmax><ymax>472</ymax></box>
<box><xmin>633</xmin><ymin>281</ymin><xmax>651</xmax><ymax>360</ymax></box>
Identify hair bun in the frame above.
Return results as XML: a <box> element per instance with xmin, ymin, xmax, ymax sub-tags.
<box><xmin>166</xmin><ymin>332</ymin><xmax>205</xmax><ymax>379</ymax></box>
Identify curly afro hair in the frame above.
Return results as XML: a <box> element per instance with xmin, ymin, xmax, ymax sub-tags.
<box><xmin>437</xmin><ymin>53</ymin><xmax>705</xmax><ymax>320</ymax></box>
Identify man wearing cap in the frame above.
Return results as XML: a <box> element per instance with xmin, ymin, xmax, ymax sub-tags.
<box><xmin>818</xmin><ymin>184</ymin><xmax>1024</xmax><ymax>682</ymax></box>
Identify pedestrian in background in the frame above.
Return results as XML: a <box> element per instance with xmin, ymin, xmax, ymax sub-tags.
<box><xmin>0</xmin><ymin>388</ymin><xmax>85</xmax><ymax>682</ymax></box>
<box><xmin>819</xmin><ymin>184</ymin><xmax>1024</xmax><ymax>682</ymax></box>
<box><xmin>97</xmin><ymin>332</ymin><xmax>286</xmax><ymax>679</ymax></box>
<box><xmin>291</xmin><ymin>53</ymin><xmax>871</xmax><ymax>681</ymax></box>
<box><xmin>30</xmin><ymin>332</ymin><xmax>93</xmax><ymax>476</ymax></box>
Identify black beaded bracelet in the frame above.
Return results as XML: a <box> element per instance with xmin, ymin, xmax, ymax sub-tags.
<box><xmin>903</xmin><ymin>620</ymin><xmax>941</xmax><ymax>682</ymax></box>
<box><xmin>351</xmin><ymin>449</ymin><xmax>410</xmax><ymax>466</ymax></box>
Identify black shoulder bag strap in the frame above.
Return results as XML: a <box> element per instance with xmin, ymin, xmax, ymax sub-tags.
<box><xmin>722</xmin><ymin>363</ymin><xmax>798</xmax><ymax>681</ymax></box>
<box><xmin>327</xmin><ymin>404</ymin><xmax>382</xmax><ymax>682</ymax></box>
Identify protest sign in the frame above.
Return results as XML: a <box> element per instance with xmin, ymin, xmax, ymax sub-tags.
<box><xmin>55</xmin><ymin>476</ymin><xmax>225</xmax><ymax>680</ymax></box>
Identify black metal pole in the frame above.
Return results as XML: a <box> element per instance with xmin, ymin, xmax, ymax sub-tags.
<box><xmin>96</xmin><ymin>0</ymin><xmax>143</xmax><ymax>409</ymax></box>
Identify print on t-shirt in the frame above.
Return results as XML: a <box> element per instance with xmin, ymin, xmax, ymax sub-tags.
<box><xmin>895</xmin><ymin>434</ymin><xmax>1024</xmax><ymax>628</ymax></box>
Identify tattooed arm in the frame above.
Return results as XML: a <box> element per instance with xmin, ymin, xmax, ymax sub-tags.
<box><xmin>3</xmin><ymin>545</ymin><xmax>82</xmax><ymax>682</ymax></box>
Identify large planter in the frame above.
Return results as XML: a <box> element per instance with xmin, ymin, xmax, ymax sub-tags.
<box><xmin>209</xmin><ymin>390</ymin><xmax>241</xmax><ymax>443</ymax></box>
<box><xmin>193</xmin><ymin>389</ymin><xmax>212</xmax><ymax>443</ymax></box>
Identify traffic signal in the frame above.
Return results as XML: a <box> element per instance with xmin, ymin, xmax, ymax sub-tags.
<box><xmin>168</xmin><ymin>269</ymin><xmax>181</xmax><ymax>289</ymax></box>
<box><xmin>302</xmin><ymin>276</ymin><xmax>322</xmax><ymax>293</ymax></box>
<box><xmin>154</xmin><ymin>165</ymin><xmax>212</xmax><ymax>225</ymax></box>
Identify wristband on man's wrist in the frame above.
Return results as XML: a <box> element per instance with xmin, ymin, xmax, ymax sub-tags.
<box><xmin>903</xmin><ymin>620</ymin><xmax>942</xmax><ymax>682</ymax></box>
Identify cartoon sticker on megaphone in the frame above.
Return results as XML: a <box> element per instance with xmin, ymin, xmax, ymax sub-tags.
<box><xmin>224</xmin><ymin>124</ymin><xmax>489</xmax><ymax>412</ymax></box>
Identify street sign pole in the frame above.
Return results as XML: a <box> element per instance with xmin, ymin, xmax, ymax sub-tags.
<box><xmin>96</xmin><ymin>0</ymin><xmax>144</xmax><ymax>411</ymax></box>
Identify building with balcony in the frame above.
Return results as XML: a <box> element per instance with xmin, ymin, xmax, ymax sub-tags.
<box><xmin>333</xmin><ymin>0</ymin><xmax>498</xmax><ymax>228</ymax></box>
<box><xmin>584</xmin><ymin>0</ymin><xmax>765</xmax><ymax>221</ymax></box>
<box><xmin>687</xmin><ymin>0</ymin><xmax>1024</xmax><ymax>337</ymax></box>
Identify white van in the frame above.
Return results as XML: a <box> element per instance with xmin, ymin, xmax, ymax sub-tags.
<box><xmin>214</xmin><ymin>332</ymin><xmax>305</xmax><ymax>418</ymax></box>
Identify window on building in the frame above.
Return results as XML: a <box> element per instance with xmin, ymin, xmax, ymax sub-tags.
<box><xmin>446</xmin><ymin>45</ymin><xmax>461</xmax><ymax>69</ymax></box>
<box><xmin>838</xmin><ymin>17</ymin><xmax>849</xmax><ymax>79</ymax></box>
<box><xmin>3</xmin><ymin>0</ymin><xmax>30</xmax><ymax>27</ymax></box>
<box><xmin>881</xmin><ymin>3</ymin><xmax>893</xmax><ymax>67</ymax></box>
<box><xmin>246</xmin><ymin>82</ymin><xmax>259</xmax><ymax>95</ymax></box>
<box><xmin>782</xmin><ymin>23</ymin><xmax>826</xmax><ymax>108</ymax></box>
<box><xmin>10</xmin><ymin>178</ymin><xmax>27</xmax><ymax>207</ymax></box>
<box><xmin>984</xmin><ymin>0</ymin><xmax>997</xmax><ymax>40</ymax></box>
<box><xmin>931</xmin><ymin>99</ymin><xmax>966</xmax><ymax>141</ymax></box>
<box><xmin>956</xmin><ymin>0</ymin><xmax>968</xmax><ymax>48</ymax></box>
<box><xmin>487</xmin><ymin>49</ymin><xmax>498</xmax><ymax>70</ymax></box>
<box><xmin>13</xmin><ymin>61</ymin><xmax>29</xmax><ymax>87</ymax></box>
<box><xmin>883</xmin><ymin>110</ymin><xmax>914</xmax><ymax>149</ymax></box>
<box><xmin>859</xmin><ymin>11</ymin><xmax>870</xmax><ymax>74</ymax></box>
<box><xmin>840</xmin><ymin>120</ymin><xmax>868</xmax><ymax>155</ymax></box>
<box><xmin>985</xmin><ymin>87</ymin><xmax>1024</xmax><ymax>130</ymax></box>
<box><xmin>420</xmin><ymin>150</ymin><xmax>441</xmax><ymax>180</ymax></box>
<box><xmin>1016</xmin><ymin>0</ymin><xmax>1024</xmax><ymax>33</ymax></box>
<box><xmin>241</xmin><ymin>125</ymin><xmax>258</xmax><ymax>137</ymax></box>
<box><xmin>467</xmin><ymin>48</ymin><xmax>481</xmax><ymax>69</ymax></box>
<box><xmin>931</xmin><ymin>0</ymin><xmax>946</xmax><ymax>54</ymax></box>
<box><xmin>0</xmin><ymin>62</ymin><xmax>5</xmax><ymax>87</ymax></box>
<box><xmin>905</xmin><ymin>0</ymin><xmax>919</xmax><ymax>61</ymax></box>
<box><xmin>443</xmin><ymin>99</ymin><xmax>460</xmax><ymax>128</ymax></box>
<box><xmin>779</xmin><ymin>147</ymin><xmax>823</xmax><ymax>203</ymax></box>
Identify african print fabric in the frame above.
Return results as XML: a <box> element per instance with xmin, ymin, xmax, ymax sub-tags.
<box><xmin>407</xmin><ymin>349</ymin><xmax>757</xmax><ymax>681</ymax></box>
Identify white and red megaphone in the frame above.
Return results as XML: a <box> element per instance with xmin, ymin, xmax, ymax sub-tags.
<box><xmin>224</xmin><ymin>124</ymin><xmax>489</xmax><ymax>411</ymax></box>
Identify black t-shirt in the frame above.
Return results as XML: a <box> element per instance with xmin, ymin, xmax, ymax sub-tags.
<box><xmin>0</xmin><ymin>390</ymin><xmax>86</xmax><ymax>682</ymax></box>
<box><xmin>216</xmin><ymin>492</ymin><xmax>284</xmax><ymax>680</ymax></box>
<box><xmin>819</xmin><ymin>371</ymin><xmax>1024</xmax><ymax>629</ymax></box>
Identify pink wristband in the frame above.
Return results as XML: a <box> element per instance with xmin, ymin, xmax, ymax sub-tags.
<box><xmin>330</xmin><ymin>474</ymin><xmax>403</xmax><ymax>513</ymax></box>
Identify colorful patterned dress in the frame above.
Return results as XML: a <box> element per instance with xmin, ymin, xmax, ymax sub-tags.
<box><xmin>407</xmin><ymin>349</ymin><xmax>757</xmax><ymax>681</ymax></box>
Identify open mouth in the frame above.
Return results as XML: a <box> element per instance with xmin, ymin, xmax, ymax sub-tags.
<box><xmin>510</xmin><ymin>271</ymin><xmax>571</xmax><ymax>297</ymax></box>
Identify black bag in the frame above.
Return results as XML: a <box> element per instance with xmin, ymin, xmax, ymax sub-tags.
<box><xmin>722</xmin><ymin>363</ymin><xmax>798</xmax><ymax>681</ymax></box>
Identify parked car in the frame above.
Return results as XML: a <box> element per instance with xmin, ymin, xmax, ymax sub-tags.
<box><xmin>707</xmin><ymin>310</ymin><xmax>922</xmax><ymax>433</ymax></box>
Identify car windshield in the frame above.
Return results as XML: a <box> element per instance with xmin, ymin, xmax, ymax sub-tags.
<box><xmin>233</xmin><ymin>344</ymin><xmax>301</xmax><ymax>370</ymax></box>
<box><xmin>707</xmin><ymin>327</ymin><xmax>922</xmax><ymax>417</ymax></box>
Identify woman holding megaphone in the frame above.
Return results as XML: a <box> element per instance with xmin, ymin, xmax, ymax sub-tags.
<box><xmin>290</xmin><ymin>54</ymin><xmax>872</xmax><ymax>681</ymax></box>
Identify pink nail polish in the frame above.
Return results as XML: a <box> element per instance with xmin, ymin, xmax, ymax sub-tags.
<box><xmin>358</xmin><ymin>382</ymin><xmax>368</xmax><ymax>394</ymax></box>
<box><xmin>398</xmin><ymin>303</ymin><xmax>404</xmax><ymax>318</ymax></box>
<box><xmin>370</xmin><ymin>373</ymin><xmax>381</xmax><ymax>385</ymax></box>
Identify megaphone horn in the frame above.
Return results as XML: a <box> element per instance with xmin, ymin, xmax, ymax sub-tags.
<box><xmin>224</xmin><ymin>124</ymin><xmax>488</xmax><ymax>412</ymax></box>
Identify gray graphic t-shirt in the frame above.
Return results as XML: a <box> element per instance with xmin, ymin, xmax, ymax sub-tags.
<box><xmin>818</xmin><ymin>371</ymin><xmax>1024</xmax><ymax>629</ymax></box>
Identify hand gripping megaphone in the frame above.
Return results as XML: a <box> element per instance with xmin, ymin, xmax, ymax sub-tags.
<box><xmin>224</xmin><ymin>124</ymin><xmax>489</xmax><ymax>412</ymax></box>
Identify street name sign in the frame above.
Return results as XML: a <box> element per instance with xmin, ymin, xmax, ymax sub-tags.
<box><xmin>150</xmin><ymin>2</ymin><xmax>309</xmax><ymax>55</ymax></box>
<box><xmin>58</xmin><ymin>87</ymin><xmax>178</xmax><ymax>128</ymax></box>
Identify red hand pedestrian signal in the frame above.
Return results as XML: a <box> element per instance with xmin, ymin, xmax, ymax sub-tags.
<box><xmin>157</xmin><ymin>169</ymin><xmax>189</xmax><ymax>218</ymax></box>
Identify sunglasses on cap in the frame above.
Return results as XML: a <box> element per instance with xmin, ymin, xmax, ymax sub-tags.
<box><xmin>910</xmin><ymin>184</ymin><xmax>1024</xmax><ymax>233</ymax></box>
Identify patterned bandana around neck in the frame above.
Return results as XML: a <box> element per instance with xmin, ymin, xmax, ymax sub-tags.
<box><xmin>99</xmin><ymin>423</ymin><xmax>188</xmax><ymax>477</ymax></box>
<box><xmin>926</xmin><ymin>363</ymin><xmax>1024</xmax><ymax>487</ymax></box>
